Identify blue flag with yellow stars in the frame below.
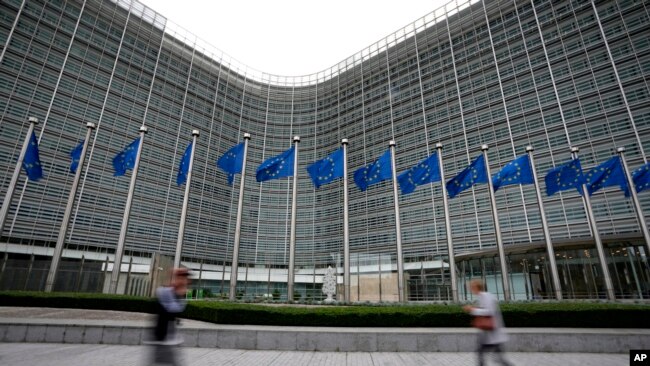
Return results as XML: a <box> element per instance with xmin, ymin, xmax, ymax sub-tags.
<box><xmin>544</xmin><ymin>158</ymin><xmax>584</xmax><ymax>196</ymax></box>
<box><xmin>353</xmin><ymin>149</ymin><xmax>392</xmax><ymax>191</ymax></box>
<box><xmin>632</xmin><ymin>162</ymin><xmax>650</xmax><ymax>194</ymax></box>
<box><xmin>177</xmin><ymin>142</ymin><xmax>193</xmax><ymax>186</ymax></box>
<box><xmin>23</xmin><ymin>131</ymin><xmax>43</xmax><ymax>181</ymax></box>
<box><xmin>306</xmin><ymin>147</ymin><xmax>344</xmax><ymax>188</ymax></box>
<box><xmin>492</xmin><ymin>155</ymin><xmax>534</xmax><ymax>192</ymax></box>
<box><xmin>70</xmin><ymin>140</ymin><xmax>84</xmax><ymax>174</ymax></box>
<box><xmin>397</xmin><ymin>153</ymin><xmax>441</xmax><ymax>195</ymax></box>
<box><xmin>217</xmin><ymin>142</ymin><xmax>245</xmax><ymax>185</ymax></box>
<box><xmin>112</xmin><ymin>137</ymin><xmax>140</xmax><ymax>176</ymax></box>
<box><xmin>256</xmin><ymin>146</ymin><xmax>295</xmax><ymax>182</ymax></box>
<box><xmin>446</xmin><ymin>154</ymin><xmax>487</xmax><ymax>199</ymax></box>
<box><xmin>585</xmin><ymin>156</ymin><xmax>628</xmax><ymax>196</ymax></box>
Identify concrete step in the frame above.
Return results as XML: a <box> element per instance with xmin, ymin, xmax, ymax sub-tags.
<box><xmin>0</xmin><ymin>317</ymin><xmax>647</xmax><ymax>353</ymax></box>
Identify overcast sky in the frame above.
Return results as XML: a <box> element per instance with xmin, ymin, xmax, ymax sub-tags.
<box><xmin>138</xmin><ymin>0</ymin><xmax>450</xmax><ymax>76</ymax></box>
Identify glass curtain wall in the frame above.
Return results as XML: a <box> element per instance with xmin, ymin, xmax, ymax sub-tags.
<box><xmin>458</xmin><ymin>240</ymin><xmax>650</xmax><ymax>300</ymax></box>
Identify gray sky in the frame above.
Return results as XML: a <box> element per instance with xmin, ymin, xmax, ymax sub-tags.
<box><xmin>138</xmin><ymin>0</ymin><xmax>450</xmax><ymax>76</ymax></box>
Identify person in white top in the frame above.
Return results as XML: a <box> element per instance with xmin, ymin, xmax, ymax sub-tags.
<box><xmin>463</xmin><ymin>279</ymin><xmax>512</xmax><ymax>366</ymax></box>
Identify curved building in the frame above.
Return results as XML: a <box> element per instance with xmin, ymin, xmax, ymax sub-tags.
<box><xmin>0</xmin><ymin>0</ymin><xmax>649</xmax><ymax>301</ymax></box>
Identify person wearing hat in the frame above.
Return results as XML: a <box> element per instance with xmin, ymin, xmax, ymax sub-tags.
<box><xmin>151</xmin><ymin>267</ymin><xmax>191</xmax><ymax>365</ymax></box>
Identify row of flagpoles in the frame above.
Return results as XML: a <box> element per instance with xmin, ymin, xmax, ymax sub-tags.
<box><xmin>220</xmin><ymin>136</ymin><xmax>650</xmax><ymax>301</ymax></box>
<box><xmin>2</xmin><ymin>117</ymin><xmax>650</xmax><ymax>300</ymax></box>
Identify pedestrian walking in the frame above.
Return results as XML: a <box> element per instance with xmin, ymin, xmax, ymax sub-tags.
<box><xmin>149</xmin><ymin>267</ymin><xmax>191</xmax><ymax>365</ymax></box>
<box><xmin>463</xmin><ymin>279</ymin><xmax>513</xmax><ymax>366</ymax></box>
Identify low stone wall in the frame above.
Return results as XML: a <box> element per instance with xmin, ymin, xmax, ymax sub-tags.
<box><xmin>0</xmin><ymin>319</ymin><xmax>646</xmax><ymax>353</ymax></box>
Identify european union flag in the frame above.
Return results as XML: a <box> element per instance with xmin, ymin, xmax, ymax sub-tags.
<box><xmin>585</xmin><ymin>156</ymin><xmax>628</xmax><ymax>196</ymax></box>
<box><xmin>23</xmin><ymin>131</ymin><xmax>43</xmax><ymax>181</ymax></box>
<box><xmin>397</xmin><ymin>153</ymin><xmax>441</xmax><ymax>195</ymax></box>
<box><xmin>217</xmin><ymin>142</ymin><xmax>245</xmax><ymax>185</ymax></box>
<box><xmin>256</xmin><ymin>146</ymin><xmax>295</xmax><ymax>182</ymax></box>
<box><xmin>492</xmin><ymin>155</ymin><xmax>534</xmax><ymax>192</ymax></box>
<box><xmin>353</xmin><ymin>149</ymin><xmax>392</xmax><ymax>191</ymax></box>
<box><xmin>177</xmin><ymin>142</ymin><xmax>193</xmax><ymax>186</ymax></box>
<box><xmin>632</xmin><ymin>162</ymin><xmax>650</xmax><ymax>193</ymax></box>
<box><xmin>446</xmin><ymin>154</ymin><xmax>487</xmax><ymax>199</ymax></box>
<box><xmin>306</xmin><ymin>147</ymin><xmax>344</xmax><ymax>188</ymax></box>
<box><xmin>112</xmin><ymin>137</ymin><xmax>140</xmax><ymax>176</ymax></box>
<box><xmin>70</xmin><ymin>140</ymin><xmax>84</xmax><ymax>174</ymax></box>
<box><xmin>544</xmin><ymin>158</ymin><xmax>584</xmax><ymax>196</ymax></box>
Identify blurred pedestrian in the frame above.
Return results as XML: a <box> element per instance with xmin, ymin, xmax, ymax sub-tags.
<box><xmin>463</xmin><ymin>279</ymin><xmax>512</xmax><ymax>366</ymax></box>
<box><xmin>150</xmin><ymin>267</ymin><xmax>191</xmax><ymax>365</ymax></box>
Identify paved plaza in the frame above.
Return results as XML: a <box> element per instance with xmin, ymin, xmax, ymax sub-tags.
<box><xmin>0</xmin><ymin>343</ymin><xmax>628</xmax><ymax>366</ymax></box>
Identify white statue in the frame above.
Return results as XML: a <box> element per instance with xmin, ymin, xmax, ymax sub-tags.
<box><xmin>322</xmin><ymin>265</ymin><xmax>337</xmax><ymax>303</ymax></box>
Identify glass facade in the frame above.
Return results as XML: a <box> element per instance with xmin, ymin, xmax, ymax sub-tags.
<box><xmin>0</xmin><ymin>0</ymin><xmax>649</xmax><ymax>300</ymax></box>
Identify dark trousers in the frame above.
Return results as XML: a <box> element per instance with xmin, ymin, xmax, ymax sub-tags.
<box><xmin>477</xmin><ymin>333</ymin><xmax>512</xmax><ymax>366</ymax></box>
<box><xmin>150</xmin><ymin>344</ymin><xmax>180</xmax><ymax>366</ymax></box>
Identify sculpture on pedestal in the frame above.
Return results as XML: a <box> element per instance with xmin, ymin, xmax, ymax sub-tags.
<box><xmin>322</xmin><ymin>265</ymin><xmax>336</xmax><ymax>303</ymax></box>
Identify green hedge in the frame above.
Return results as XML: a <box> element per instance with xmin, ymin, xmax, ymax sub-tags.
<box><xmin>2</xmin><ymin>291</ymin><xmax>649</xmax><ymax>328</ymax></box>
<box><xmin>0</xmin><ymin>291</ymin><xmax>157</xmax><ymax>313</ymax></box>
<box><xmin>182</xmin><ymin>301</ymin><xmax>466</xmax><ymax>327</ymax></box>
<box><xmin>182</xmin><ymin>301</ymin><xmax>650</xmax><ymax>328</ymax></box>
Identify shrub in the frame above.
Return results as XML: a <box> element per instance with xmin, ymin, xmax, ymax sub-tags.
<box><xmin>0</xmin><ymin>291</ymin><xmax>156</xmax><ymax>313</ymax></box>
<box><xmin>1</xmin><ymin>291</ymin><xmax>649</xmax><ymax>328</ymax></box>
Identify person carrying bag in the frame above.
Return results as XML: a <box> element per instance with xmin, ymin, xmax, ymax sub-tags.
<box><xmin>472</xmin><ymin>314</ymin><xmax>495</xmax><ymax>331</ymax></box>
<box><xmin>463</xmin><ymin>279</ymin><xmax>512</xmax><ymax>366</ymax></box>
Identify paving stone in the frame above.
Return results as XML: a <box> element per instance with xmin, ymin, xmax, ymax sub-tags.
<box><xmin>44</xmin><ymin>325</ymin><xmax>66</xmax><ymax>343</ymax></box>
<box><xmin>119</xmin><ymin>327</ymin><xmax>142</xmax><ymax>345</ymax></box>
<box><xmin>4</xmin><ymin>324</ymin><xmax>28</xmax><ymax>342</ymax></box>
<box><xmin>196</xmin><ymin>329</ymin><xmax>218</xmax><ymax>348</ymax></box>
<box><xmin>63</xmin><ymin>326</ymin><xmax>85</xmax><ymax>344</ymax></box>
<box><xmin>0</xmin><ymin>343</ymin><xmax>631</xmax><ymax>366</ymax></box>
<box><xmin>24</xmin><ymin>325</ymin><xmax>46</xmax><ymax>342</ymax></box>
<box><xmin>256</xmin><ymin>330</ymin><xmax>297</xmax><ymax>351</ymax></box>
<box><xmin>82</xmin><ymin>326</ymin><xmax>103</xmax><ymax>344</ymax></box>
<box><xmin>217</xmin><ymin>329</ymin><xmax>256</xmax><ymax>350</ymax></box>
<box><xmin>101</xmin><ymin>327</ymin><xmax>122</xmax><ymax>344</ymax></box>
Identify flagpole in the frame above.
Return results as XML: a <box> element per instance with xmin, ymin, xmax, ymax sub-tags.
<box><xmin>45</xmin><ymin>122</ymin><xmax>96</xmax><ymax>292</ymax></box>
<box><xmin>526</xmin><ymin>146</ymin><xmax>562</xmax><ymax>300</ymax></box>
<box><xmin>435</xmin><ymin>143</ymin><xmax>458</xmax><ymax>302</ymax></box>
<box><xmin>287</xmin><ymin>136</ymin><xmax>300</xmax><ymax>301</ymax></box>
<box><xmin>571</xmin><ymin>146</ymin><xmax>615</xmax><ymax>300</ymax></box>
<box><xmin>389</xmin><ymin>140</ymin><xmax>405</xmax><ymax>302</ymax></box>
<box><xmin>109</xmin><ymin>125</ymin><xmax>148</xmax><ymax>294</ymax></box>
<box><xmin>482</xmin><ymin>144</ymin><xmax>511</xmax><ymax>301</ymax></box>
<box><xmin>0</xmin><ymin>117</ymin><xmax>39</xmax><ymax>239</ymax></box>
<box><xmin>341</xmin><ymin>138</ymin><xmax>351</xmax><ymax>302</ymax></box>
<box><xmin>229</xmin><ymin>133</ymin><xmax>251</xmax><ymax>301</ymax></box>
<box><xmin>617</xmin><ymin>147</ymin><xmax>650</xmax><ymax>259</ymax></box>
<box><xmin>174</xmin><ymin>130</ymin><xmax>200</xmax><ymax>269</ymax></box>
